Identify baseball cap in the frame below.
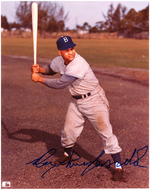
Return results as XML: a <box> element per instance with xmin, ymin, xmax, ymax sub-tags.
<box><xmin>56</xmin><ymin>36</ymin><xmax>76</xmax><ymax>50</ymax></box>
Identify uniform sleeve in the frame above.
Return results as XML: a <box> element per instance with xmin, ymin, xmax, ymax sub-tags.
<box><xmin>42</xmin><ymin>56</ymin><xmax>65</xmax><ymax>76</ymax></box>
<box><xmin>44</xmin><ymin>74</ymin><xmax>77</xmax><ymax>89</ymax></box>
<box><xmin>49</xmin><ymin>56</ymin><xmax>66</xmax><ymax>75</ymax></box>
<box><xmin>43</xmin><ymin>64</ymin><xmax>57</xmax><ymax>75</ymax></box>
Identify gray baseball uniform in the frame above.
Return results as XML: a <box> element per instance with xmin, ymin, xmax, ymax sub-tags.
<box><xmin>43</xmin><ymin>52</ymin><xmax>122</xmax><ymax>154</ymax></box>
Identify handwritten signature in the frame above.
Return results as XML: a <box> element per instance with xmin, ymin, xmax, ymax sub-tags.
<box><xmin>26</xmin><ymin>145</ymin><xmax>148</xmax><ymax>178</ymax></box>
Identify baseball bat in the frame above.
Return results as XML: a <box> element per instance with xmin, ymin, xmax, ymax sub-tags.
<box><xmin>32</xmin><ymin>2</ymin><xmax>38</xmax><ymax>65</ymax></box>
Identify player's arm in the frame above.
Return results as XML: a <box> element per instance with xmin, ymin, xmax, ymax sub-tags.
<box><xmin>31</xmin><ymin>73</ymin><xmax>77</xmax><ymax>89</ymax></box>
<box><xmin>44</xmin><ymin>74</ymin><xmax>77</xmax><ymax>89</ymax></box>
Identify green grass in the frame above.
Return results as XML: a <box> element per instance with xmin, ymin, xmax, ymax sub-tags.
<box><xmin>1</xmin><ymin>37</ymin><xmax>149</xmax><ymax>69</ymax></box>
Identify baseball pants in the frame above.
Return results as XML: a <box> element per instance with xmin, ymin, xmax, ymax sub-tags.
<box><xmin>61</xmin><ymin>85</ymin><xmax>122</xmax><ymax>154</ymax></box>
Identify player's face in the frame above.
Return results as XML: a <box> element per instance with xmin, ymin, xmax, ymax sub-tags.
<box><xmin>58</xmin><ymin>47</ymin><xmax>76</xmax><ymax>65</ymax></box>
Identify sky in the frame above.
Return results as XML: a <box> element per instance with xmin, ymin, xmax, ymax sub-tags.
<box><xmin>1</xmin><ymin>1</ymin><xmax>149</xmax><ymax>29</ymax></box>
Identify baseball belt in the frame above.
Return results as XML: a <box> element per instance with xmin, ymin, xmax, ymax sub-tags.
<box><xmin>72</xmin><ymin>92</ymin><xmax>91</xmax><ymax>100</ymax></box>
<box><xmin>72</xmin><ymin>84</ymin><xmax>101</xmax><ymax>100</ymax></box>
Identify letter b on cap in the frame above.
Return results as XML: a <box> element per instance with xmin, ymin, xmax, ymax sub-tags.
<box><xmin>63</xmin><ymin>37</ymin><xmax>68</xmax><ymax>43</ymax></box>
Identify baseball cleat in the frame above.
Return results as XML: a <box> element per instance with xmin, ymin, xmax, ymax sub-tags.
<box><xmin>112</xmin><ymin>169</ymin><xmax>124</xmax><ymax>181</ymax></box>
<box><xmin>54</xmin><ymin>154</ymin><xmax>71</xmax><ymax>165</ymax></box>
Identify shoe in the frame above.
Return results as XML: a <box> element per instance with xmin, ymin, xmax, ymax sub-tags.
<box><xmin>112</xmin><ymin>169</ymin><xmax>124</xmax><ymax>181</ymax></box>
<box><xmin>54</xmin><ymin>154</ymin><xmax>70</xmax><ymax>165</ymax></box>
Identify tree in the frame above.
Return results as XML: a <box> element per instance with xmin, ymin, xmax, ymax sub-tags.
<box><xmin>125</xmin><ymin>5</ymin><xmax>149</xmax><ymax>31</ymax></box>
<box><xmin>46</xmin><ymin>16</ymin><xmax>58</xmax><ymax>33</ymax></box>
<box><xmin>9</xmin><ymin>22</ymin><xmax>22</xmax><ymax>30</ymax></box>
<box><xmin>57</xmin><ymin>20</ymin><xmax>65</xmax><ymax>32</ymax></box>
<box><xmin>1</xmin><ymin>15</ymin><xmax>9</xmax><ymax>30</ymax></box>
<box><xmin>139</xmin><ymin>5</ymin><xmax>149</xmax><ymax>30</ymax></box>
<box><xmin>76</xmin><ymin>22</ymin><xmax>91</xmax><ymax>31</ymax></box>
<box><xmin>15</xmin><ymin>1</ymin><xmax>69</xmax><ymax>34</ymax></box>
<box><xmin>95</xmin><ymin>3</ymin><xmax>149</xmax><ymax>37</ymax></box>
<box><xmin>16</xmin><ymin>1</ymin><xmax>32</xmax><ymax>29</ymax></box>
<box><xmin>124</xmin><ymin>8</ymin><xmax>137</xmax><ymax>29</ymax></box>
<box><xmin>102</xmin><ymin>3</ymin><xmax>127</xmax><ymax>32</ymax></box>
<box><xmin>83</xmin><ymin>22</ymin><xmax>91</xmax><ymax>31</ymax></box>
<box><xmin>102</xmin><ymin>4</ymin><xmax>114</xmax><ymax>32</ymax></box>
<box><xmin>89</xmin><ymin>26</ymin><xmax>99</xmax><ymax>33</ymax></box>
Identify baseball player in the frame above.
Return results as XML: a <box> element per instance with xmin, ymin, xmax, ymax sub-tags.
<box><xmin>31</xmin><ymin>36</ymin><xmax>123</xmax><ymax>181</ymax></box>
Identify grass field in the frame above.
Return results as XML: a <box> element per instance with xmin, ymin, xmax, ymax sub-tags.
<box><xmin>1</xmin><ymin>37</ymin><xmax>149</xmax><ymax>69</ymax></box>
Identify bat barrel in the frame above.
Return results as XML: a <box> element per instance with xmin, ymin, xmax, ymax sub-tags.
<box><xmin>32</xmin><ymin>3</ymin><xmax>38</xmax><ymax>65</ymax></box>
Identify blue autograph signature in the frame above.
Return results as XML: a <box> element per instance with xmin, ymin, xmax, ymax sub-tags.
<box><xmin>26</xmin><ymin>145</ymin><xmax>148</xmax><ymax>178</ymax></box>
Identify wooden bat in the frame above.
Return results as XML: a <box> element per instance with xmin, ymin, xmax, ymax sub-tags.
<box><xmin>32</xmin><ymin>2</ymin><xmax>38</xmax><ymax>65</ymax></box>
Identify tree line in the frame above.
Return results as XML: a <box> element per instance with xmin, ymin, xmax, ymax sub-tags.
<box><xmin>77</xmin><ymin>3</ymin><xmax>149</xmax><ymax>35</ymax></box>
<box><xmin>1</xmin><ymin>1</ymin><xmax>68</xmax><ymax>34</ymax></box>
<box><xmin>1</xmin><ymin>1</ymin><xmax>149</xmax><ymax>37</ymax></box>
